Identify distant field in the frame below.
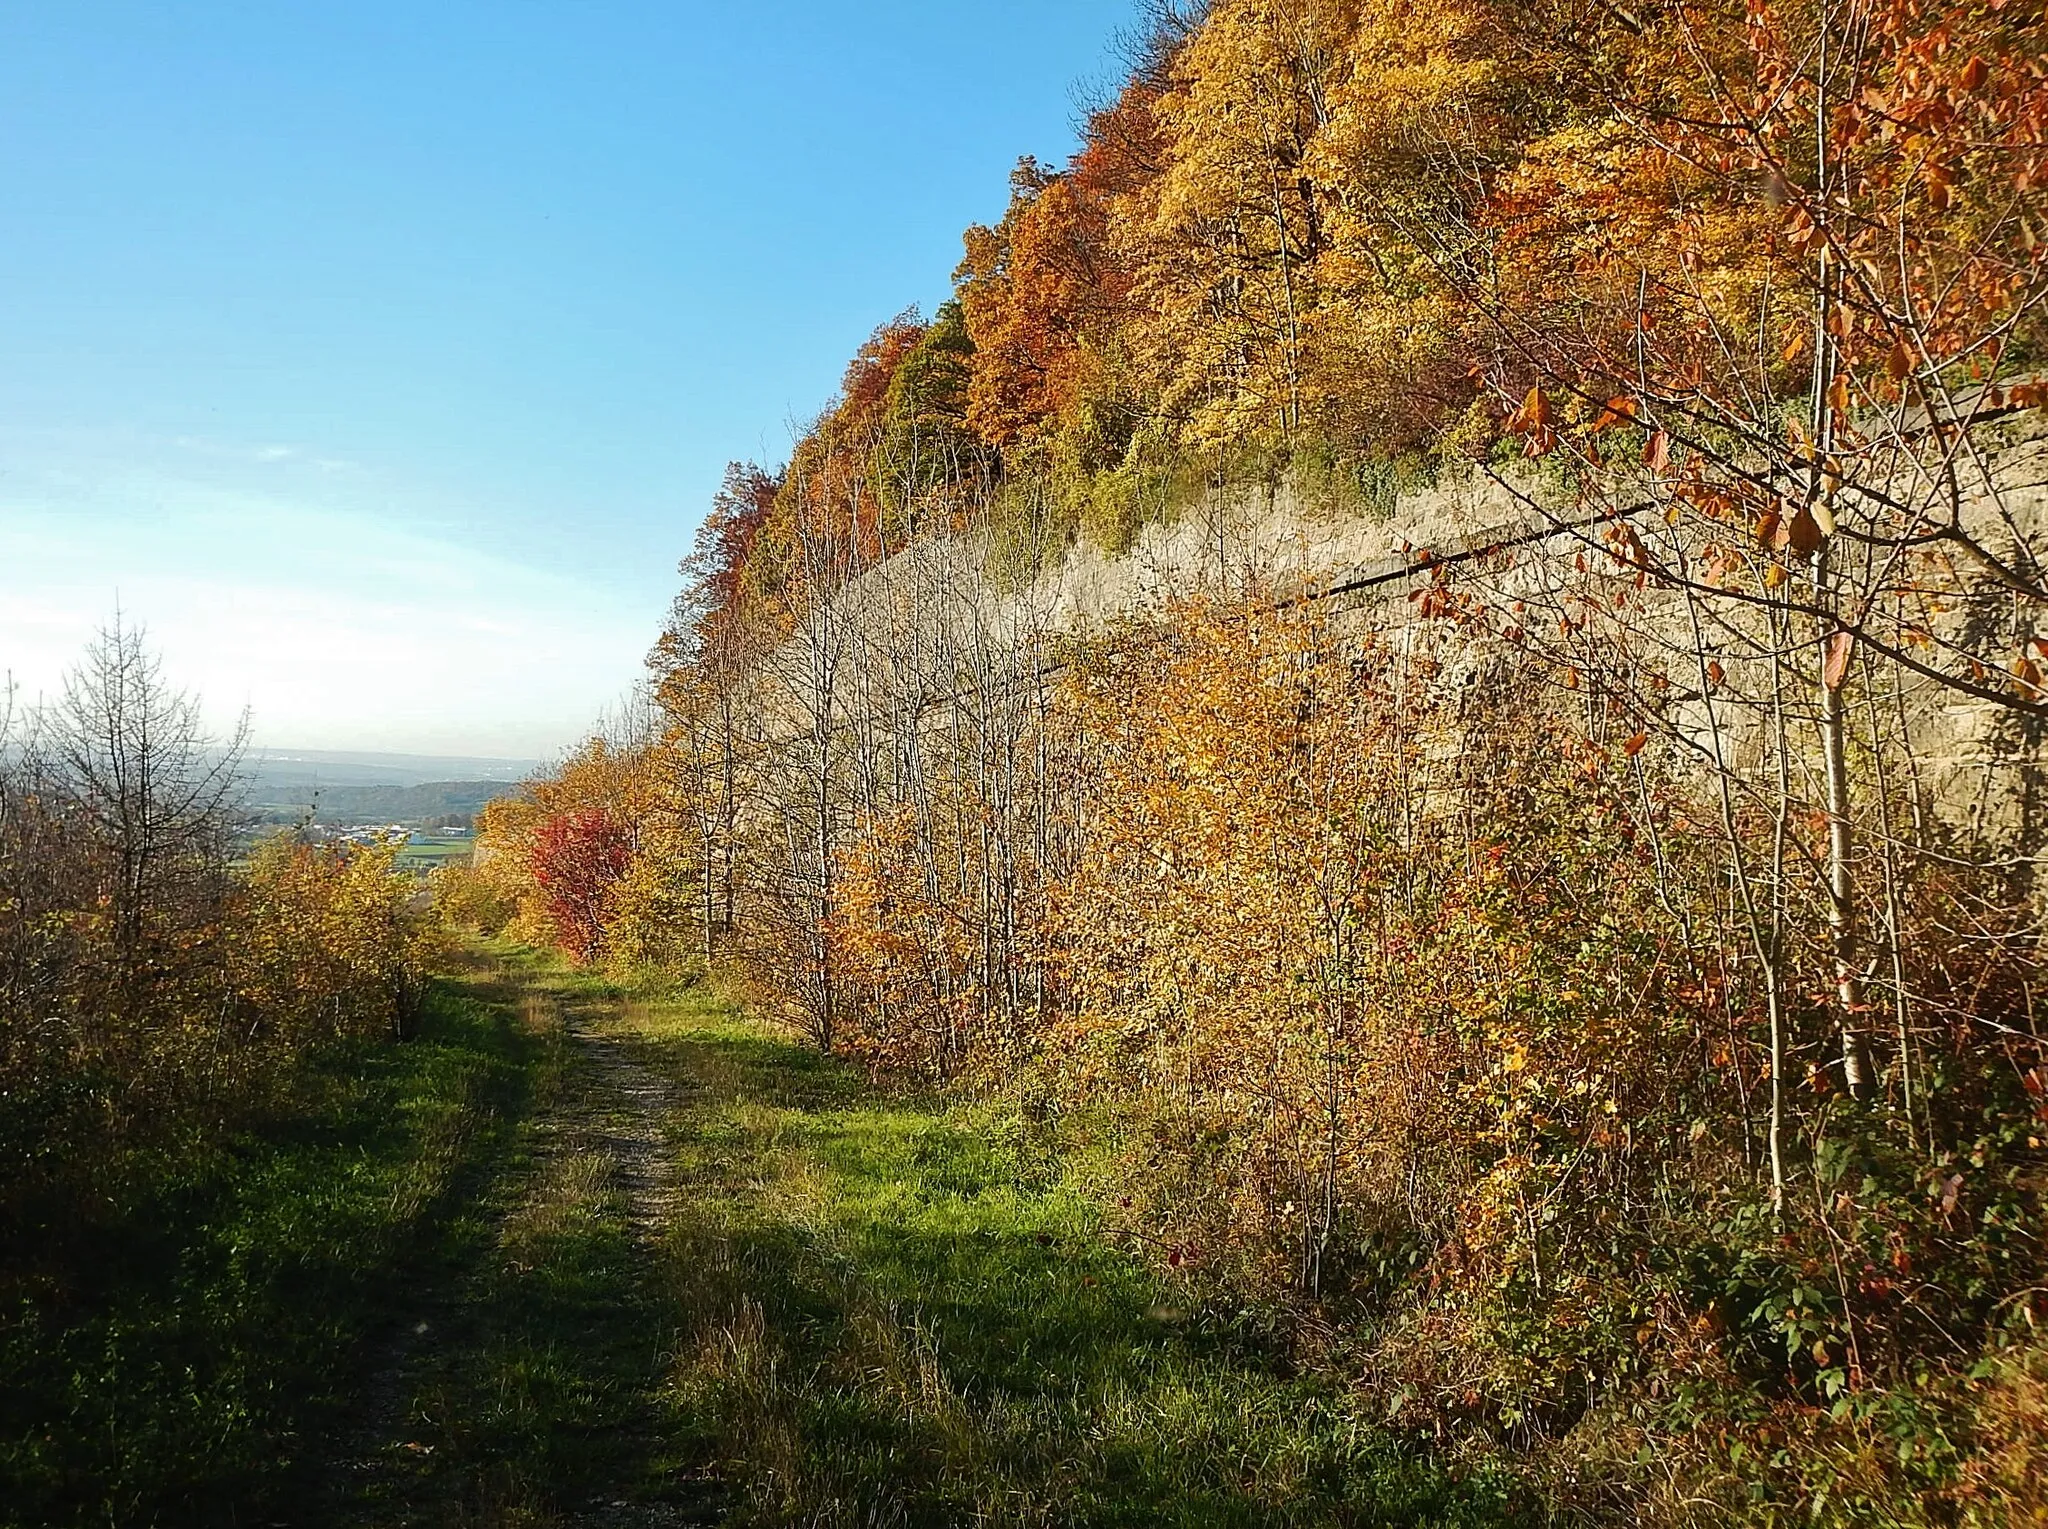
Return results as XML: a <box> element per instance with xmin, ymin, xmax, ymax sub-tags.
<box><xmin>395</xmin><ymin>836</ymin><xmax>474</xmax><ymax>872</ymax></box>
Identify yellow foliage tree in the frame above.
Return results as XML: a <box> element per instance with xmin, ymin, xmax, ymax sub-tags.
<box><xmin>234</xmin><ymin>833</ymin><xmax>427</xmax><ymax>1047</ymax></box>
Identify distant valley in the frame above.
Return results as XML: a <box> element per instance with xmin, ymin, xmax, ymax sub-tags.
<box><xmin>239</xmin><ymin>748</ymin><xmax>536</xmax><ymax>827</ymax></box>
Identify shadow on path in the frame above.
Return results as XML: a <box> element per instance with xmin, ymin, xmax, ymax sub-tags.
<box><xmin>328</xmin><ymin>951</ymin><xmax>710</xmax><ymax>1528</ymax></box>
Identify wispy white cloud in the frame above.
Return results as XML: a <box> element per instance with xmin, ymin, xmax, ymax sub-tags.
<box><xmin>165</xmin><ymin>433</ymin><xmax>327</xmax><ymax>467</ymax></box>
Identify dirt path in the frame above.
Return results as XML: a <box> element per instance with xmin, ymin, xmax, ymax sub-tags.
<box><xmin>328</xmin><ymin>960</ymin><xmax>710</xmax><ymax>1528</ymax></box>
<box><xmin>565</xmin><ymin>1002</ymin><xmax>686</xmax><ymax>1239</ymax></box>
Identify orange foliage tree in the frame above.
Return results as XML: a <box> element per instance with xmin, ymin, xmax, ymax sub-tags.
<box><xmin>502</xmin><ymin>0</ymin><xmax>2048</xmax><ymax>1513</ymax></box>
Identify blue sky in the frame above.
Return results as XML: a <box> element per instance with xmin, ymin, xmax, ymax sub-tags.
<box><xmin>0</xmin><ymin>1</ymin><xmax>1131</xmax><ymax>757</ymax></box>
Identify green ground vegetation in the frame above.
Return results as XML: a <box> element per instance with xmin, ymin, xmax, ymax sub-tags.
<box><xmin>5</xmin><ymin>940</ymin><xmax>1534</xmax><ymax>1526</ymax></box>
<box><xmin>395</xmin><ymin>836</ymin><xmax>478</xmax><ymax>874</ymax></box>
<box><xmin>339</xmin><ymin>944</ymin><xmax>1528</xmax><ymax>1526</ymax></box>
<box><xmin>635</xmin><ymin>979</ymin><xmax>1527</xmax><ymax>1528</ymax></box>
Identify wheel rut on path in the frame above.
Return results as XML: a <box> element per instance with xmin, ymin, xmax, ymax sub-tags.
<box><xmin>330</xmin><ymin>971</ymin><xmax>708</xmax><ymax>1529</ymax></box>
<box><xmin>563</xmin><ymin>998</ymin><xmax>687</xmax><ymax>1242</ymax></box>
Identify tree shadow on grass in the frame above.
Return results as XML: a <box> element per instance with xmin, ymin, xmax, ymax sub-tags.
<box><xmin>642</xmin><ymin>1018</ymin><xmax>1531</xmax><ymax>1529</ymax></box>
<box><xmin>0</xmin><ymin>967</ymin><xmax>544</xmax><ymax>1529</ymax></box>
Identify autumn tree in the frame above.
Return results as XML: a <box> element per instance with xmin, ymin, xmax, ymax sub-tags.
<box><xmin>236</xmin><ymin>832</ymin><xmax>426</xmax><ymax>1043</ymax></box>
<box><xmin>527</xmin><ymin>808</ymin><xmax>634</xmax><ymax>961</ymax></box>
<box><xmin>552</xmin><ymin>0</ymin><xmax>2048</xmax><ymax>1511</ymax></box>
<box><xmin>43</xmin><ymin>619</ymin><xmax>247</xmax><ymax>1015</ymax></box>
<box><xmin>958</xmin><ymin>159</ymin><xmax>1131</xmax><ymax>453</ymax></box>
<box><xmin>1441</xmin><ymin>0</ymin><xmax>2048</xmax><ymax>1179</ymax></box>
<box><xmin>1</xmin><ymin>627</ymin><xmax>426</xmax><ymax>1220</ymax></box>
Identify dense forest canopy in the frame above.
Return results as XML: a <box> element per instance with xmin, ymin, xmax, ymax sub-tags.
<box><xmin>637</xmin><ymin>0</ymin><xmax>2048</xmax><ymax>646</ymax></box>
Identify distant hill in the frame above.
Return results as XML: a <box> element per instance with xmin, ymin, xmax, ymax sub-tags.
<box><xmin>238</xmin><ymin>749</ymin><xmax>536</xmax><ymax>827</ymax></box>
<box><xmin>241</xmin><ymin>779</ymin><xmax>516</xmax><ymax>828</ymax></box>
<box><xmin>245</xmin><ymin>748</ymin><xmax>538</xmax><ymax>789</ymax></box>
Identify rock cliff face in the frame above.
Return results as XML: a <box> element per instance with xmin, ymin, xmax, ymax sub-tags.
<box><xmin>804</xmin><ymin>425</ymin><xmax>2047</xmax><ymax>877</ymax></box>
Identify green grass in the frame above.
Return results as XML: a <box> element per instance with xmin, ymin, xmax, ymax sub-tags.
<box><xmin>395</xmin><ymin>836</ymin><xmax>476</xmax><ymax>872</ymax></box>
<box><xmin>0</xmin><ymin>953</ymin><xmax>539</xmax><ymax>1528</ymax></box>
<box><xmin>628</xmin><ymin>980</ymin><xmax>1529</xmax><ymax>1527</ymax></box>
<box><xmin>343</xmin><ymin>948</ymin><xmax>707</xmax><ymax>1526</ymax></box>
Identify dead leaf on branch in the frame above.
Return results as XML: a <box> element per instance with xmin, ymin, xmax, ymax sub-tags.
<box><xmin>1593</xmin><ymin>396</ymin><xmax>1636</xmax><ymax>430</ymax></box>
<box><xmin>1824</xmin><ymin>631</ymin><xmax>1854</xmax><ymax>690</ymax></box>
<box><xmin>1787</xmin><ymin>505</ymin><xmax>1826</xmax><ymax>557</ymax></box>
